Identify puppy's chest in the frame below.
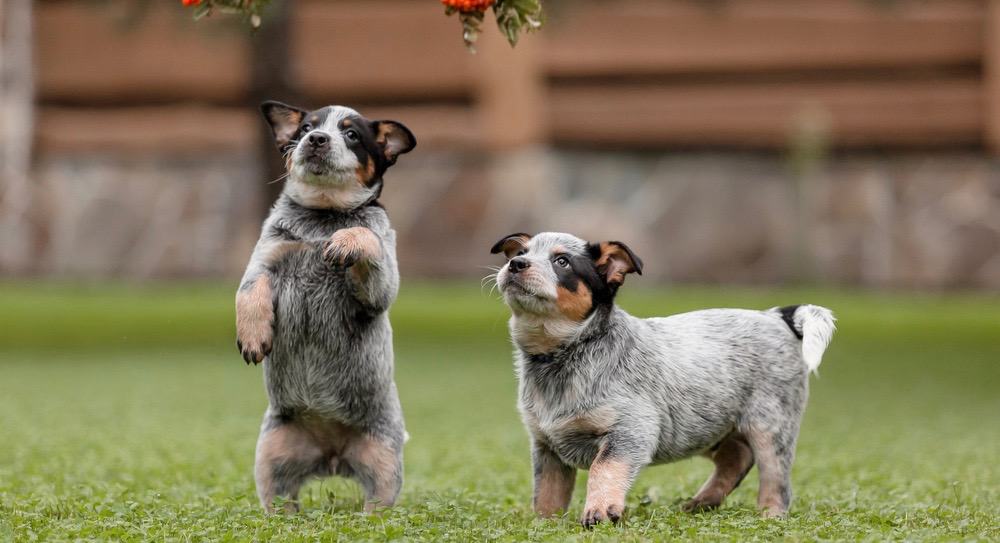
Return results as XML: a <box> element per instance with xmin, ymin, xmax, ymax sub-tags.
<box><xmin>270</xmin><ymin>213</ymin><xmax>379</xmax><ymax>316</ymax></box>
<box><xmin>521</xmin><ymin>384</ymin><xmax>617</xmax><ymax>468</ymax></box>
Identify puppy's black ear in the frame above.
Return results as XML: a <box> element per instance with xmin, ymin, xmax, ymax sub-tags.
<box><xmin>490</xmin><ymin>233</ymin><xmax>532</xmax><ymax>259</ymax></box>
<box><xmin>590</xmin><ymin>241</ymin><xmax>643</xmax><ymax>286</ymax></box>
<box><xmin>260</xmin><ymin>101</ymin><xmax>308</xmax><ymax>150</ymax></box>
<box><xmin>373</xmin><ymin>120</ymin><xmax>416</xmax><ymax>164</ymax></box>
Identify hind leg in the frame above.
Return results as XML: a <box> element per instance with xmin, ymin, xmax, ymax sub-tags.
<box><xmin>746</xmin><ymin>426</ymin><xmax>798</xmax><ymax>518</ymax></box>
<box><xmin>683</xmin><ymin>433</ymin><xmax>755</xmax><ymax>513</ymax></box>
<box><xmin>341</xmin><ymin>433</ymin><xmax>403</xmax><ymax>512</ymax></box>
<box><xmin>255</xmin><ymin>415</ymin><xmax>326</xmax><ymax>513</ymax></box>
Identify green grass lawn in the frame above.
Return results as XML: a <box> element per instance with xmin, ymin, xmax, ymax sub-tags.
<box><xmin>0</xmin><ymin>282</ymin><xmax>998</xmax><ymax>541</ymax></box>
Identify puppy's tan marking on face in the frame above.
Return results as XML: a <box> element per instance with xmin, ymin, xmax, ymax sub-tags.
<box><xmin>551</xmin><ymin>244</ymin><xmax>592</xmax><ymax>320</ymax></box>
<box><xmin>342</xmin><ymin>118</ymin><xmax>353</xmax><ymax>127</ymax></box>
<box><xmin>556</xmin><ymin>283</ymin><xmax>592</xmax><ymax>322</ymax></box>
<box><xmin>582</xmin><ymin>457</ymin><xmax>630</xmax><ymax>525</ymax></box>
<box><xmin>237</xmin><ymin>275</ymin><xmax>274</xmax><ymax>364</ymax></box>
<box><xmin>356</xmin><ymin>157</ymin><xmax>376</xmax><ymax>187</ymax></box>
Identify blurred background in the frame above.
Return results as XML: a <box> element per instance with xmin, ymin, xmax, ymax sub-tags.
<box><xmin>2</xmin><ymin>2</ymin><xmax>999</xmax><ymax>538</ymax></box>
<box><xmin>3</xmin><ymin>0</ymin><xmax>1000</xmax><ymax>287</ymax></box>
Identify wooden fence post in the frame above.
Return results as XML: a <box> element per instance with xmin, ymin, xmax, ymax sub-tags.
<box><xmin>251</xmin><ymin>0</ymin><xmax>300</xmax><ymax>214</ymax></box>
<box><xmin>0</xmin><ymin>0</ymin><xmax>35</xmax><ymax>274</ymax></box>
<box><xmin>985</xmin><ymin>0</ymin><xmax>1000</xmax><ymax>154</ymax></box>
<box><xmin>471</xmin><ymin>23</ymin><xmax>546</xmax><ymax>149</ymax></box>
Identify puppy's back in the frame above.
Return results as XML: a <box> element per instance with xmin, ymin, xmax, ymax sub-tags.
<box><xmin>645</xmin><ymin>308</ymin><xmax>819</xmax><ymax>378</ymax></box>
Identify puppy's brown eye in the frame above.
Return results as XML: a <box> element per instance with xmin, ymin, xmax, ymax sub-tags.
<box><xmin>344</xmin><ymin>129</ymin><xmax>360</xmax><ymax>143</ymax></box>
<box><xmin>301</xmin><ymin>123</ymin><xmax>313</xmax><ymax>133</ymax></box>
<box><xmin>515</xmin><ymin>249</ymin><xmax>527</xmax><ymax>257</ymax></box>
<box><xmin>554</xmin><ymin>256</ymin><xmax>570</xmax><ymax>268</ymax></box>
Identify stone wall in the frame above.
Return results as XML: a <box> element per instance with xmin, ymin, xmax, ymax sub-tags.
<box><xmin>18</xmin><ymin>149</ymin><xmax>1000</xmax><ymax>289</ymax></box>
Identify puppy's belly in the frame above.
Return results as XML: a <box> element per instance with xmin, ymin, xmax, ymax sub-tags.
<box><xmin>266</xmin><ymin>285</ymin><xmax>394</xmax><ymax>423</ymax></box>
<box><xmin>652</xmin><ymin>417</ymin><xmax>739</xmax><ymax>464</ymax></box>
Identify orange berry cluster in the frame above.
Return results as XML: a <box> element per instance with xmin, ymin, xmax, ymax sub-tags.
<box><xmin>440</xmin><ymin>0</ymin><xmax>494</xmax><ymax>13</ymax></box>
<box><xmin>181</xmin><ymin>0</ymin><xmax>203</xmax><ymax>6</ymax></box>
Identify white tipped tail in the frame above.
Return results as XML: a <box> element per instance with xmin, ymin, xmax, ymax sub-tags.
<box><xmin>793</xmin><ymin>305</ymin><xmax>836</xmax><ymax>373</ymax></box>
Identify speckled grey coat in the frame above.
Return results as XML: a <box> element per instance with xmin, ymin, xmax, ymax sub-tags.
<box><xmin>239</xmin><ymin>196</ymin><xmax>406</xmax><ymax>511</ymax></box>
<box><xmin>237</xmin><ymin>101</ymin><xmax>416</xmax><ymax>513</ymax></box>
<box><xmin>247</xmin><ymin>197</ymin><xmax>403</xmax><ymax>433</ymax></box>
<box><xmin>492</xmin><ymin>232</ymin><xmax>836</xmax><ymax>526</ymax></box>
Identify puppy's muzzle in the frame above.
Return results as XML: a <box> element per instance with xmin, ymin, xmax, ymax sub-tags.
<box><xmin>508</xmin><ymin>257</ymin><xmax>530</xmax><ymax>274</ymax></box>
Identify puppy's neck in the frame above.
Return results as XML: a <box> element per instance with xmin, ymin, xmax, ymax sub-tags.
<box><xmin>509</xmin><ymin>312</ymin><xmax>589</xmax><ymax>356</ymax></box>
<box><xmin>283</xmin><ymin>177</ymin><xmax>377</xmax><ymax>211</ymax></box>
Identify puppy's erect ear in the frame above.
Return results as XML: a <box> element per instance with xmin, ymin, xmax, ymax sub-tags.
<box><xmin>490</xmin><ymin>233</ymin><xmax>532</xmax><ymax>259</ymax></box>
<box><xmin>260</xmin><ymin>101</ymin><xmax>308</xmax><ymax>149</ymax></box>
<box><xmin>373</xmin><ymin>120</ymin><xmax>416</xmax><ymax>164</ymax></box>
<box><xmin>591</xmin><ymin>241</ymin><xmax>643</xmax><ymax>286</ymax></box>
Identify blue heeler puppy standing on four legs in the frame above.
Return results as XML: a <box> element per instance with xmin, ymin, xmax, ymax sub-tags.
<box><xmin>490</xmin><ymin>232</ymin><xmax>836</xmax><ymax>527</ymax></box>
<box><xmin>236</xmin><ymin>101</ymin><xmax>415</xmax><ymax>513</ymax></box>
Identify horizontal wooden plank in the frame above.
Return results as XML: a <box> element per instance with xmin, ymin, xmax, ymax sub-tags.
<box><xmin>36</xmin><ymin>2</ymin><xmax>250</xmax><ymax>102</ymax></box>
<box><xmin>544</xmin><ymin>0</ymin><xmax>985</xmax><ymax>77</ymax></box>
<box><xmin>35</xmin><ymin>106</ymin><xmax>258</xmax><ymax>154</ymax></box>
<box><xmin>548</xmin><ymin>78</ymin><xmax>982</xmax><ymax>148</ymax></box>
<box><xmin>356</xmin><ymin>104</ymin><xmax>481</xmax><ymax>148</ymax></box>
<box><xmin>35</xmin><ymin>104</ymin><xmax>478</xmax><ymax>154</ymax></box>
<box><xmin>36</xmin><ymin>1</ymin><xmax>474</xmax><ymax>102</ymax></box>
<box><xmin>294</xmin><ymin>1</ymin><xmax>474</xmax><ymax>100</ymax></box>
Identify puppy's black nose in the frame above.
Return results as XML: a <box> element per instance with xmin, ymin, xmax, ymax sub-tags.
<box><xmin>308</xmin><ymin>133</ymin><xmax>329</xmax><ymax>147</ymax></box>
<box><xmin>508</xmin><ymin>257</ymin><xmax>530</xmax><ymax>273</ymax></box>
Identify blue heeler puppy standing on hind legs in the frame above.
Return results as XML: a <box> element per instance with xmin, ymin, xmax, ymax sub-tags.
<box><xmin>490</xmin><ymin>232</ymin><xmax>836</xmax><ymax>527</ymax></box>
<box><xmin>236</xmin><ymin>101</ymin><xmax>415</xmax><ymax>513</ymax></box>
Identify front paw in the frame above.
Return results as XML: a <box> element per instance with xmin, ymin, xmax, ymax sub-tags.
<box><xmin>580</xmin><ymin>501</ymin><xmax>624</xmax><ymax>529</ymax></box>
<box><xmin>237</xmin><ymin>335</ymin><xmax>271</xmax><ymax>365</ymax></box>
<box><xmin>236</xmin><ymin>277</ymin><xmax>273</xmax><ymax>365</ymax></box>
<box><xmin>323</xmin><ymin>227</ymin><xmax>381</xmax><ymax>267</ymax></box>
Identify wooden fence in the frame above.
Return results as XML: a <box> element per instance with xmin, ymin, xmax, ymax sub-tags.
<box><xmin>32</xmin><ymin>0</ymin><xmax>1000</xmax><ymax>154</ymax></box>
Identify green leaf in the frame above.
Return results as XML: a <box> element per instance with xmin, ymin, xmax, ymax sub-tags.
<box><xmin>493</xmin><ymin>0</ymin><xmax>544</xmax><ymax>47</ymax></box>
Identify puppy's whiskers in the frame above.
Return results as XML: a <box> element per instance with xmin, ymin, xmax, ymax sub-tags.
<box><xmin>479</xmin><ymin>266</ymin><xmax>502</xmax><ymax>298</ymax></box>
<box><xmin>267</xmin><ymin>172</ymin><xmax>290</xmax><ymax>185</ymax></box>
